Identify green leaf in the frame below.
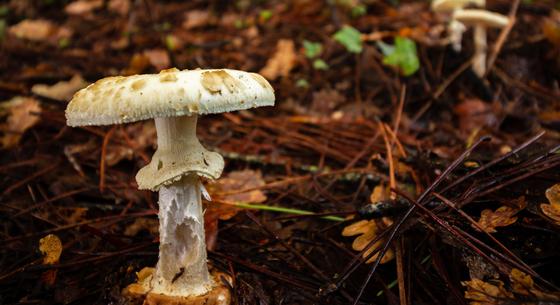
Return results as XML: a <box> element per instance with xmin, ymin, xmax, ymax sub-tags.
<box><xmin>333</xmin><ymin>25</ymin><xmax>362</xmax><ymax>53</ymax></box>
<box><xmin>351</xmin><ymin>4</ymin><xmax>367</xmax><ymax>18</ymax></box>
<box><xmin>379</xmin><ymin>36</ymin><xmax>419</xmax><ymax>76</ymax></box>
<box><xmin>295</xmin><ymin>78</ymin><xmax>310</xmax><ymax>88</ymax></box>
<box><xmin>259</xmin><ymin>9</ymin><xmax>272</xmax><ymax>22</ymax></box>
<box><xmin>313</xmin><ymin>59</ymin><xmax>329</xmax><ymax>70</ymax></box>
<box><xmin>303</xmin><ymin>40</ymin><xmax>323</xmax><ymax>58</ymax></box>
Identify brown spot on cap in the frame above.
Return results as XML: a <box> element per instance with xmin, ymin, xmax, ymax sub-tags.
<box><xmin>159</xmin><ymin>73</ymin><xmax>178</xmax><ymax>82</ymax></box>
<box><xmin>201</xmin><ymin>70</ymin><xmax>244</xmax><ymax>94</ymax></box>
<box><xmin>131</xmin><ymin>79</ymin><xmax>146</xmax><ymax>91</ymax></box>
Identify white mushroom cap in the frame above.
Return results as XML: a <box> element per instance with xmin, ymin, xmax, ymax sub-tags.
<box><xmin>431</xmin><ymin>0</ymin><xmax>485</xmax><ymax>12</ymax></box>
<box><xmin>66</xmin><ymin>68</ymin><xmax>275</xmax><ymax>126</ymax></box>
<box><xmin>453</xmin><ymin>9</ymin><xmax>510</xmax><ymax>28</ymax></box>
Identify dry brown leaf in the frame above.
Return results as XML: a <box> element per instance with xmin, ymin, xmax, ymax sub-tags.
<box><xmin>477</xmin><ymin>207</ymin><xmax>518</xmax><ymax>233</ymax></box>
<box><xmin>143</xmin><ymin>49</ymin><xmax>171</xmax><ymax>71</ymax></box>
<box><xmin>65</xmin><ymin>0</ymin><xmax>103</xmax><ymax>16</ymax></box>
<box><xmin>1</xmin><ymin>97</ymin><xmax>41</xmax><ymax>148</ymax></box>
<box><xmin>540</xmin><ymin>183</ymin><xmax>560</xmax><ymax>224</ymax></box>
<box><xmin>8</xmin><ymin>19</ymin><xmax>72</xmax><ymax>43</ymax></box>
<box><xmin>259</xmin><ymin>39</ymin><xmax>297</xmax><ymax>80</ymax></box>
<box><xmin>182</xmin><ymin>10</ymin><xmax>215</xmax><ymax>29</ymax></box>
<box><xmin>510</xmin><ymin>269</ymin><xmax>560</xmax><ymax>300</ymax></box>
<box><xmin>123</xmin><ymin>53</ymin><xmax>151</xmax><ymax>75</ymax></box>
<box><xmin>463</xmin><ymin>278</ymin><xmax>513</xmax><ymax>305</ymax></box>
<box><xmin>108</xmin><ymin>0</ymin><xmax>130</xmax><ymax>16</ymax></box>
<box><xmin>476</xmin><ymin>197</ymin><xmax>526</xmax><ymax>233</ymax></box>
<box><xmin>40</xmin><ymin>234</ymin><xmax>62</xmax><ymax>265</ymax></box>
<box><xmin>31</xmin><ymin>75</ymin><xmax>89</xmax><ymax>102</ymax></box>
<box><xmin>204</xmin><ymin>170</ymin><xmax>267</xmax><ymax>250</ymax></box>
<box><xmin>343</xmin><ymin>184</ymin><xmax>394</xmax><ymax>264</ymax></box>
<box><xmin>463</xmin><ymin>269</ymin><xmax>560</xmax><ymax>305</ymax></box>
<box><xmin>453</xmin><ymin>98</ymin><xmax>497</xmax><ymax>134</ymax></box>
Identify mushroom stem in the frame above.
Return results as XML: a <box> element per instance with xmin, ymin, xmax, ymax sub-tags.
<box><xmin>472</xmin><ymin>24</ymin><xmax>487</xmax><ymax>77</ymax></box>
<box><xmin>148</xmin><ymin>115</ymin><xmax>214</xmax><ymax>296</ymax></box>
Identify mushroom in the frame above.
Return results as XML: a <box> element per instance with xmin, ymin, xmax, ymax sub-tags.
<box><xmin>453</xmin><ymin>9</ymin><xmax>509</xmax><ymax>77</ymax></box>
<box><xmin>65</xmin><ymin>68</ymin><xmax>275</xmax><ymax>304</ymax></box>
<box><xmin>431</xmin><ymin>0</ymin><xmax>485</xmax><ymax>51</ymax></box>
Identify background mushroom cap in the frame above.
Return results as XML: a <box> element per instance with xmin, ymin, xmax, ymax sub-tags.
<box><xmin>66</xmin><ymin>68</ymin><xmax>275</xmax><ymax>126</ymax></box>
<box><xmin>431</xmin><ymin>0</ymin><xmax>485</xmax><ymax>12</ymax></box>
<box><xmin>453</xmin><ymin>9</ymin><xmax>510</xmax><ymax>27</ymax></box>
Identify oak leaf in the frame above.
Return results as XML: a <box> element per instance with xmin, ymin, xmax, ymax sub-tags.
<box><xmin>476</xmin><ymin>197</ymin><xmax>526</xmax><ymax>233</ymax></box>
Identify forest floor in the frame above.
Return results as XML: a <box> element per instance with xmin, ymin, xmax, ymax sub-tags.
<box><xmin>1</xmin><ymin>0</ymin><xmax>560</xmax><ymax>304</ymax></box>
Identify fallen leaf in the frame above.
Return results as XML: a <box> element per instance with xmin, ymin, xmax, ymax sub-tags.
<box><xmin>108</xmin><ymin>0</ymin><xmax>130</xmax><ymax>16</ymax></box>
<box><xmin>540</xmin><ymin>183</ymin><xmax>560</xmax><ymax>225</ymax></box>
<box><xmin>8</xmin><ymin>19</ymin><xmax>72</xmax><ymax>43</ymax></box>
<box><xmin>39</xmin><ymin>234</ymin><xmax>62</xmax><ymax>265</ymax></box>
<box><xmin>31</xmin><ymin>75</ymin><xmax>89</xmax><ymax>101</ymax></box>
<box><xmin>1</xmin><ymin>96</ymin><xmax>41</xmax><ymax>148</ymax></box>
<box><xmin>123</xmin><ymin>53</ymin><xmax>151</xmax><ymax>75</ymax></box>
<box><xmin>143</xmin><ymin>49</ymin><xmax>171</xmax><ymax>71</ymax></box>
<box><xmin>204</xmin><ymin>170</ymin><xmax>267</xmax><ymax>250</ymax></box>
<box><xmin>182</xmin><ymin>10</ymin><xmax>214</xmax><ymax>29</ymax></box>
<box><xmin>260</xmin><ymin>39</ymin><xmax>297</xmax><ymax>80</ymax></box>
<box><xmin>462</xmin><ymin>278</ymin><xmax>512</xmax><ymax>305</ymax></box>
<box><xmin>475</xmin><ymin>197</ymin><xmax>526</xmax><ymax>233</ymax></box>
<box><xmin>454</xmin><ymin>98</ymin><xmax>497</xmax><ymax>134</ymax></box>
<box><xmin>463</xmin><ymin>269</ymin><xmax>560</xmax><ymax>305</ymax></box>
<box><xmin>310</xmin><ymin>88</ymin><xmax>345</xmax><ymax>115</ymax></box>
<box><xmin>343</xmin><ymin>184</ymin><xmax>394</xmax><ymax>264</ymax></box>
<box><xmin>65</xmin><ymin>0</ymin><xmax>103</xmax><ymax>16</ymax></box>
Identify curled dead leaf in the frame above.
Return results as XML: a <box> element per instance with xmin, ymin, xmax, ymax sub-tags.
<box><xmin>32</xmin><ymin>75</ymin><xmax>89</xmax><ymax>102</ymax></box>
<box><xmin>39</xmin><ymin>234</ymin><xmax>62</xmax><ymax>265</ymax></box>
<box><xmin>259</xmin><ymin>39</ymin><xmax>297</xmax><ymax>80</ymax></box>
<box><xmin>1</xmin><ymin>97</ymin><xmax>41</xmax><ymax>148</ymax></box>
<box><xmin>462</xmin><ymin>278</ymin><xmax>513</xmax><ymax>305</ymax></box>
<box><xmin>540</xmin><ymin>183</ymin><xmax>560</xmax><ymax>225</ymax></box>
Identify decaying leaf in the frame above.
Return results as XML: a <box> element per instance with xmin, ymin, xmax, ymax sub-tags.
<box><xmin>204</xmin><ymin>170</ymin><xmax>267</xmax><ymax>250</ymax></box>
<box><xmin>463</xmin><ymin>278</ymin><xmax>513</xmax><ymax>305</ymax></box>
<box><xmin>342</xmin><ymin>184</ymin><xmax>394</xmax><ymax>264</ymax></box>
<box><xmin>143</xmin><ymin>49</ymin><xmax>171</xmax><ymax>71</ymax></box>
<box><xmin>540</xmin><ymin>183</ymin><xmax>560</xmax><ymax>225</ymax></box>
<box><xmin>40</xmin><ymin>234</ymin><xmax>62</xmax><ymax>265</ymax></box>
<box><xmin>108</xmin><ymin>0</ymin><xmax>130</xmax><ymax>16</ymax></box>
<box><xmin>0</xmin><ymin>96</ymin><xmax>41</xmax><ymax>148</ymax></box>
<box><xmin>259</xmin><ymin>39</ymin><xmax>297</xmax><ymax>80</ymax></box>
<box><xmin>453</xmin><ymin>98</ymin><xmax>497</xmax><ymax>134</ymax></box>
<box><xmin>475</xmin><ymin>197</ymin><xmax>526</xmax><ymax>233</ymax></box>
<box><xmin>31</xmin><ymin>75</ymin><xmax>89</xmax><ymax>102</ymax></box>
<box><xmin>65</xmin><ymin>0</ymin><xmax>103</xmax><ymax>16</ymax></box>
<box><xmin>463</xmin><ymin>269</ymin><xmax>560</xmax><ymax>305</ymax></box>
<box><xmin>182</xmin><ymin>10</ymin><xmax>215</xmax><ymax>29</ymax></box>
<box><xmin>8</xmin><ymin>19</ymin><xmax>72</xmax><ymax>43</ymax></box>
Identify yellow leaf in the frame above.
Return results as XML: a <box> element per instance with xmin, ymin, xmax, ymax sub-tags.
<box><xmin>39</xmin><ymin>234</ymin><xmax>62</xmax><ymax>265</ymax></box>
<box><xmin>540</xmin><ymin>183</ymin><xmax>560</xmax><ymax>225</ymax></box>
